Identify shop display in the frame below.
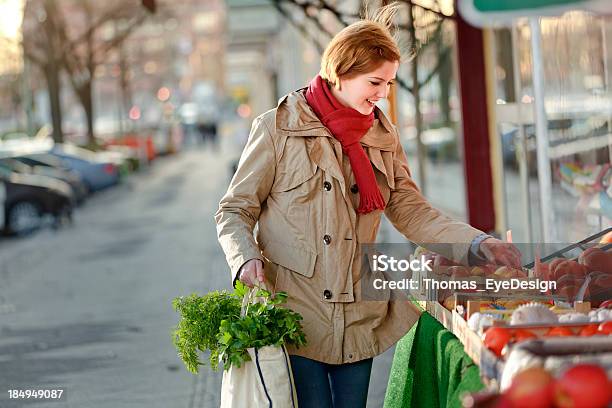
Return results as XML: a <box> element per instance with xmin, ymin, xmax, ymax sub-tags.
<box><xmin>411</xmin><ymin>229</ymin><xmax>611</xmax><ymax>407</ymax></box>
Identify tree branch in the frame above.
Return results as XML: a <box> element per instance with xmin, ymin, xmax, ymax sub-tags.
<box><xmin>270</xmin><ymin>0</ymin><xmax>326</xmax><ymax>54</ymax></box>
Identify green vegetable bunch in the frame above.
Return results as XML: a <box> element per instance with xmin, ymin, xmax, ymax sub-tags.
<box><xmin>172</xmin><ymin>282</ymin><xmax>307</xmax><ymax>373</ymax></box>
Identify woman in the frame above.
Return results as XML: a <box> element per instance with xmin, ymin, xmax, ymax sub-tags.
<box><xmin>215</xmin><ymin>4</ymin><xmax>520</xmax><ymax>407</ymax></box>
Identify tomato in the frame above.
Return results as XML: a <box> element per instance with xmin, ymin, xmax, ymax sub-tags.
<box><xmin>483</xmin><ymin>327</ymin><xmax>512</xmax><ymax>357</ymax></box>
<box><xmin>546</xmin><ymin>327</ymin><xmax>574</xmax><ymax>337</ymax></box>
<box><xmin>597</xmin><ymin>321</ymin><xmax>612</xmax><ymax>335</ymax></box>
<box><xmin>514</xmin><ymin>329</ymin><xmax>538</xmax><ymax>342</ymax></box>
<box><xmin>579</xmin><ymin>324</ymin><xmax>599</xmax><ymax>337</ymax></box>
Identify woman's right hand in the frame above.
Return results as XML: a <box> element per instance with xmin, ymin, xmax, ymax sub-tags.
<box><xmin>238</xmin><ymin>259</ymin><xmax>264</xmax><ymax>288</ymax></box>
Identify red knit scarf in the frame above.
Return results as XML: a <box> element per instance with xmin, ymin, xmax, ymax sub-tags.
<box><xmin>305</xmin><ymin>75</ymin><xmax>385</xmax><ymax>214</ymax></box>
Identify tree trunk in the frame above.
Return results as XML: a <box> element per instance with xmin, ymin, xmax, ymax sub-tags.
<box><xmin>407</xmin><ymin>4</ymin><xmax>426</xmax><ymax>195</ymax></box>
<box><xmin>118</xmin><ymin>43</ymin><xmax>132</xmax><ymax>133</ymax></box>
<box><xmin>79</xmin><ymin>82</ymin><xmax>95</xmax><ymax>145</ymax></box>
<box><xmin>438</xmin><ymin>37</ymin><xmax>452</xmax><ymax>126</ymax></box>
<box><xmin>413</xmin><ymin>52</ymin><xmax>426</xmax><ymax>196</ymax></box>
<box><xmin>44</xmin><ymin>63</ymin><xmax>64</xmax><ymax>143</ymax></box>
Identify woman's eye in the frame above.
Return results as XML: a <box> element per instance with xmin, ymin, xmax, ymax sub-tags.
<box><xmin>388</xmin><ymin>82</ymin><xmax>394</xmax><ymax>86</ymax></box>
<box><xmin>370</xmin><ymin>81</ymin><xmax>380</xmax><ymax>86</ymax></box>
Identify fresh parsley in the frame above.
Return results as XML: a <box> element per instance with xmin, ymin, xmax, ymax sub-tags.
<box><xmin>172</xmin><ymin>282</ymin><xmax>307</xmax><ymax>373</ymax></box>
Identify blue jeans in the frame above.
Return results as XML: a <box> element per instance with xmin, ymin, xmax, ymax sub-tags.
<box><xmin>289</xmin><ymin>355</ymin><xmax>373</xmax><ymax>408</ymax></box>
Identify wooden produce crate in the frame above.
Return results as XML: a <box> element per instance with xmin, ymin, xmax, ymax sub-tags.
<box><xmin>452</xmin><ymin>307</ymin><xmax>505</xmax><ymax>386</ymax></box>
<box><xmin>427</xmin><ymin>300</ymin><xmax>453</xmax><ymax>331</ymax></box>
<box><xmin>437</xmin><ymin>294</ymin><xmax>596</xmax><ymax>386</ymax></box>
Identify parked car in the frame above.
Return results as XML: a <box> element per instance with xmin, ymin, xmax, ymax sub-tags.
<box><xmin>0</xmin><ymin>131</ymin><xmax>29</xmax><ymax>142</ymax></box>
<box><xmin>44</xmin><ymin>145</ymin><xmax>121</xmax><ymax>192</ymax></box>
<box><xmin>0</xmin><ymin>166</ymin><xmax>73</xmax><ymax>235</ymax></box>
<box><xmin>15</xmin><ymin>149</ymin><xmax>119</xmax><ymax>192</ymax></box>
<box><xmin>0</xmin><ymin>157</ymin><xmax>88</xmax><ymax>204</ymax></box>
<box><xmin>11</xmin><ymin>152</ymin><xmax>67</xmax><ymax>170</ymax></box>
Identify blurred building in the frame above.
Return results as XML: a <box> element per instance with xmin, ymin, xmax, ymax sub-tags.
<box><xmin>18</xmin><ymin>0</ymin><xmax>226</xmax><ymax>139</ymax></box>
<box><xmin>225</xmin><ymin>0</ymin><xmax>281</xmax><ymax>118</ymax></box>
<box><xmin>86</xmin><ymin>0</ymin><xmax>227</xmax><ymax>136</ymax></box>
<box><xmin>225</xmin><ymin>0</ymin><xmax>336</xmax><ymax>118</ymax></box>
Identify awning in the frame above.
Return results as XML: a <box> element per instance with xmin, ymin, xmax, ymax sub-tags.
<box><xmin>458</xmin><ymin>0</ymin><xmax>612</xmax><ymax>27</ymax></box>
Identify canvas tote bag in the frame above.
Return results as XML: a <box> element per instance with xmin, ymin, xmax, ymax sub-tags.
<box><xmin>219</xmin><ymin>285</ymin><xmax>299</xmax><ymax>408</ymax></box>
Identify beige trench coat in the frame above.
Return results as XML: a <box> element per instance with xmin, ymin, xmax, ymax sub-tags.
<box><xmin>215</xmin><ymin>89</ymin><xmax>484</xmax><ymax>364</ymax></box>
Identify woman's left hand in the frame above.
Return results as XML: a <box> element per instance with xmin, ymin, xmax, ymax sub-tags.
<box><xmin>479</xmin><ymin>237</ymin><xmax>522</xmax><ymax>268</ymax></box>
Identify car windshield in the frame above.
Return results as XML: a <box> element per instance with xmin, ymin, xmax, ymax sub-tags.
<box><xmin>56</xmin><ymin>144</ymin><xmax>98</xmax><ymax>162</ymax></box>
<box><xmin>24</xmin><ymin>154</ymin><xmax>66</xmax><ymax>168</ymax></box>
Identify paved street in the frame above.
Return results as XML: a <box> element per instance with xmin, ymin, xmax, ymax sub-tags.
<box><xmin>0</xmin><ymin>138</ymin><xmax>395</xmax><ymax>408</ymax></box>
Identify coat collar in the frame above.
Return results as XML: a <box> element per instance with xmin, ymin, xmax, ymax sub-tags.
<box><xmin>275</xmin><ymin>89</ymin><xmax>396</xmax><ymax>152</ymax></box>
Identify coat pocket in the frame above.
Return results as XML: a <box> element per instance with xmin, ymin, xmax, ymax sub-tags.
<box><xmin>271</xmin><ymin>153</ymin><xmax>318</xmax><ymax>193</ymax></box>
<box><xmin>261</xmin><ymin>239</ymin><xmax>317</xmax><ymax>278</ymax></box>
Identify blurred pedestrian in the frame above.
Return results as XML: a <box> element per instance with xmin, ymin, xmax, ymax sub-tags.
<box><xmin>215</xmin><ymin>3</ymin><xmax>521</xmax><ymax>407</ymax></box>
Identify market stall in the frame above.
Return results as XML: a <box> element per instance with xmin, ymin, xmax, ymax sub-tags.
<box><xmin>384</xmin><ymin>310</ymin><xmax>484</xmax><ymax>408</ymax></box>
<box><xmin>384</xmin><ymin>229</ymin><xmax>612</xmax><ymax>408</ymax></box>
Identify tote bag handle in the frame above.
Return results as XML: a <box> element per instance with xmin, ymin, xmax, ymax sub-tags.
<box><xmin>240</xmin><ymin>282</ymin><xmax>271</xmax><ymax>317</ymax></box>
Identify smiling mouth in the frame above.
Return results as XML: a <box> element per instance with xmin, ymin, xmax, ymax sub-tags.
<box><xmin>366</xmin><ymin>99</ymin><xmax>377</xmax><ymax>106</ymax></box>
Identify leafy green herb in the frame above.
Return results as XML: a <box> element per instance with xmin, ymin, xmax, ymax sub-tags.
<box><xmin>172</xmin><ymin>282</ymin><xmax>307</xmax><ymax>373</ymax></box>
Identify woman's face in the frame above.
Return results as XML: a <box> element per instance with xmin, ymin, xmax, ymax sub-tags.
<box><xmin>333</xmin><ymin>60</ymin><xmax>399</xmax><ymax>115</ymax></box>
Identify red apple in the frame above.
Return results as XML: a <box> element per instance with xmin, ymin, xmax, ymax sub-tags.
<box><xmin>556</xmin><ymin>274</ymin><xmax>576</xmax><ymax>292</ymax></box>
<box><xmin>505</xmin><ymin>367</ymin><xmax>555</xmax><ymax>408</ymax></box>
<box><xmin>494</xmin><ymin>395</ymin><xmax>515</xmax><ymax>408</ymax></box>
<box><xmin>578</xmin><ymin>247</ymin><xmax>601</xmax><ymax>265</ymax></box>
<box><xmin>592</xmin><ymin>273</ymin><xmax>612</xmax><ymax>288</ymax></box>
<box><xmin>534</xmin><ymin>262</ymin><xmax>551</xmax><ymax>280</ymax></box>
<box><xmin>549</xmin><ymin>258</ymin><xmax>567</xmax><ymax>279</ymax></box>
<box><xmin>554</xmin><ymin>260</ymin><xmax>586</xmax><ymax>281</ymax></box>
<box><xmin>554</xmin><ymin>364</ymin><xmax>611</xmax><ymax>408</ymax></box>
<box><xmin>579</xmin><ymin>247</ymin><xmax>612</xmax><ymax>273</ymax></box>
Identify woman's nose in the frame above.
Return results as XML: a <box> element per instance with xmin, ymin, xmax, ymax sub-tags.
<box><xmin>377</xmin><ymin>86</ymin><xmax>389</xmax><ymax>99</ymax></box>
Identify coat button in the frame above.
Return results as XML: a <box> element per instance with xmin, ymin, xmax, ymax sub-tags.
<box><xmin>350</xmin><ymin>184</ymin><xmax>359</xmax><ymax>194</ymax></box>
<box><xmin>323</xmin><ymin>234</ymin><xmax>332</xmax><ymax>245</ymax></box>
<box><xmin>323</xmin><ymin>289</ymin><xmax>332</xmax><ymax>299</ymax></box>
<box><xmin>323</xmin><ymin>181</ymin><xmax>332</xmax><ymax>191</ymax></box>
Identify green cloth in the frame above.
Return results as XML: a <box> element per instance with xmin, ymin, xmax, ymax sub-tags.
<box><xmin>384</xmin><ymin>312</ymin><xmax>485</xmax><ymax>408</ymax></box>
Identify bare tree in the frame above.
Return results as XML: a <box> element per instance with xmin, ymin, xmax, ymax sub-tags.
<box><xmin>22</xmin><ymin>0</ymin><xmax>67</xmax><ymax>143</ymax></box>
<box><xmin>57</xmin><ymin>0</ymin><xmax>153</xmax><ymax>146</ymax></box>
<box><xmin>21</xmin><ymin>0</ymin><xmax>154</xmax><ymax>145</ymax></box>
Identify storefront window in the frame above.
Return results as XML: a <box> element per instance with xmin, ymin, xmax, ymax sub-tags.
<box><xmin>493</xmin><ymin>12</ymin><xmax>611</xmax><ymax>243</ymax></box>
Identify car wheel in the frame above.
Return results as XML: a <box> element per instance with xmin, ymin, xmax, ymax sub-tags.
<box><xmin>8</xmin><ymin>201</ymin><xmax>42</xmax><ymax>235</ymax></box>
